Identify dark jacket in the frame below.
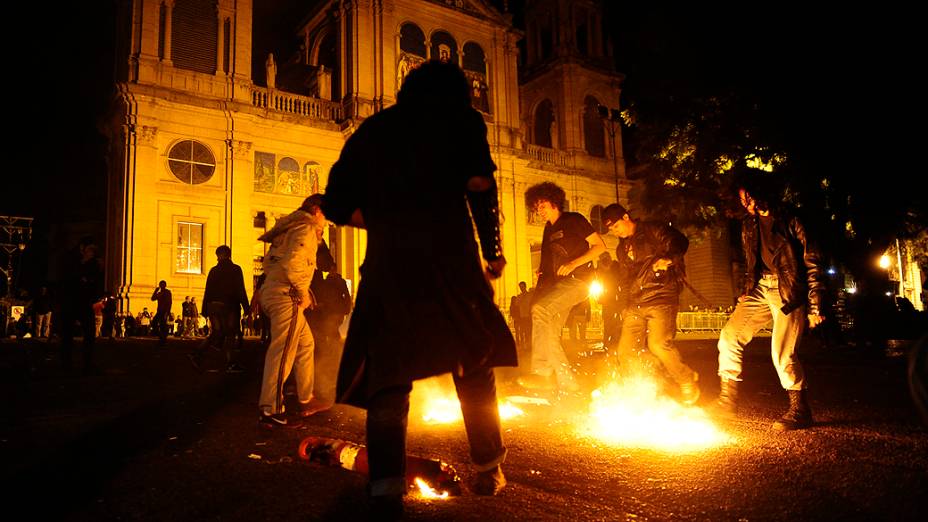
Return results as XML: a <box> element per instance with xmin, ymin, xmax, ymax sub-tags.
<box><xmin>60</xmin><ymin>251</ymin><xmax>103</xmax><ymax>310</ymax></box>
<box><xmin>323</xmin><ymin>103</ymin><xmax>516</xmax><ymax>408</ymax></box>
<box><xmin>618</xmin><ymin>221</ymin><xmax>689</xmax><ymax>307</ymax></box>
<box><xmin>201</xmin><ymin>258</ymin><xmax>250</xmax><ymax>317</ymax></box>
<box><xmin>741</xmin><ymin>212</ymin><xmax>824</xmax><ymax>315</ymax></box>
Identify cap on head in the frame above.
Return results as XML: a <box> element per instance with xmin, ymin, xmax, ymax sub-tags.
<box><xmin>601</xmin><ymin>203</ymin><xmax>628</xmax><ymax>228</ymax></box>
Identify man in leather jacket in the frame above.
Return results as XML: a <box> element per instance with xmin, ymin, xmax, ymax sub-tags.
<box><xmin>602</xmin><ymin>203</ymin><xmax>699</xmax><ymax>405</ymax></box>
<box><xmin>715</xmin><ymin>172</ymin><xmax>825</xmax><ymax>430</ymax></box>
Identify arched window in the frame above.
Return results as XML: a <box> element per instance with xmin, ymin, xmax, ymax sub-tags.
<box><xmin>400</xmin><ymin>23</ymin><xmax>426</xmax><ymax>57</ymax></box>
<box><xmin>533</xmin><ymin>99</ymin><xmax>555</xmax><ymax>148</ymax></box>
<box><xmin>583</xmin><ymin>96</ymin><xmax>606</xmax><ymax>157</ymax></box>
<box><xmin>304</xmin><ymin>161</ymin><xmax>320</xmax><ymax>194</ymax></box>
<box><xmin>398</xmin><ymin>23</ymin><xmax>427</xmax><ymax>92</ymax></box>
<box><xmin>430</xmin><ymin>30</ymin><xmax>458</xmax><ymax>64</ymax></box>
<box><xmin>463</xmin><ymin>42</ymin><xmax>489</xmax><ymax>113</ymax></box>
<box><xmin>276</xmin><ymin>157</ymin><xmax>300</xmax><ymax>195</ymax></box>
<box><xmin>462</xmin><ymin>42</ymin><xmax>485</xmax><ymax>74</ymax></box>
<box><xmin>168</xmin><ymin>140</ymin><xmax>215</xmax><ymax>184</ymax></box>
<box><xmin>316</xmin><ymin>31</ymin><xmax>340</xmax><ymax>100</ymax></box>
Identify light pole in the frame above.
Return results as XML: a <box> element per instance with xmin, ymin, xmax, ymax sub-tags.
<box><xmin>1</xmin><ymin>215</ymin><xmax>33</xmax><ymax>336</ymax></box>
<box><xmin>598</xmin><ymin>105</ymin><xmax>622</xmax><ymax>201</ymax></box>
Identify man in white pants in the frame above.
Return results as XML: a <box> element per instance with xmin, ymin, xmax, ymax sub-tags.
<box><xmin>257</xmin><ymin>194</ymin><xmax>326</xmax><ymax>428</ymax></box>
<box><xmin>715</xmin><ymin>172</ymin><xmax>825</xmax><ymax>431</ymax></box>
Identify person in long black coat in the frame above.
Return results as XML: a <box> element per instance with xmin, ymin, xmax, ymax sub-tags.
<box><xmin>322</xmin><ymin>61</ymin><xmax>516</xmax><ymax>514</ymax></box>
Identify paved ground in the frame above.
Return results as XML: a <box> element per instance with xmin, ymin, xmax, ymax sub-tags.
<box><xmin>1</xmin><ymin>334</ymin><xmax>926</xmax><ymax>521</ymax></box>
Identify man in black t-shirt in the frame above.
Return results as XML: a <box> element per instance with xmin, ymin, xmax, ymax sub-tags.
<box><xmin>520</xmin><ymin>182</ymin><xmax>606</xmax><ymax>393</ymax></box>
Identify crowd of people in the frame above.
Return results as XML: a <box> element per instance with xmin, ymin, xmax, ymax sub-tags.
<box><xmin>9</xmin><ymin>61</ymin><xmax>918</xmax><ymax>519</ymax></box>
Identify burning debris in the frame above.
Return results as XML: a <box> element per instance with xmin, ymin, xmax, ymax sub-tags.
<box><xmin>298</xmin><ymin>436</ymin><xmax>462</xmax><ymax>497</ymax></box>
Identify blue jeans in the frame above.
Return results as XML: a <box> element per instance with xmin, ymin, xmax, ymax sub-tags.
<box><xmin>718</xmin><ymin>274</ymin><xmax>806</xmax><ymax>390</ymax></box>
<box><xmin>616</xmin><ymin>303</ymin><xmax>696</xmax><ymax>385</ymax></box>
<box><xmin>366</xmin><ymin>366</ymin><xmax>507</xmax><ymax>496</ymax></box>
<box><xmin>530</xmin><ymin>277</ymin><xmax>589</xmax><ymax>389</ymax></box>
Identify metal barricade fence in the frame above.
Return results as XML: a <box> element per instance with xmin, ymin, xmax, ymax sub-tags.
<box><xmin>675</xmin><ymin>311</ymin><xmax>772</xmax><ymax>333</ymax></box>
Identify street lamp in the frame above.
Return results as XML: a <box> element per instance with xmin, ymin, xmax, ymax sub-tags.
<box><xmin>598</xmin><ymin>105</ymin><xmax>622</xmax><ymax>202</ymax></box>
<box><xmin>1</xmin><ymin>215</ymin><xmax>33</xmax><ymax>336</ymax></box>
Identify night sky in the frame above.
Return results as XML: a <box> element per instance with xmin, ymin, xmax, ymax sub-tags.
<box><xmin>4</xmin><ymin>2</ymin><xmax>917</xmax><ymax>224</ymax></box>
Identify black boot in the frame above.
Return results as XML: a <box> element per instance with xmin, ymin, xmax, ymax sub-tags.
<box><xmin>713</xmin><ymin>378</ymin><xmax>739</xmax><ymax>418</ymax></box>
<box><xmin>773</xmin><ymin>389</ymin><xmax>813</xmax><ymax>431</ymax></box>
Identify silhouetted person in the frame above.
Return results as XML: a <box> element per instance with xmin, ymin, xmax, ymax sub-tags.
<box><xmin>189</xmin><ymin>245</ymin><xmax>250</xmax><ymax>373</ymax></box>
<box><xmin>510</xmin><ymin>282</ymin><xmax>532</xmax><ymax>349</ymax></box>
<box><xmin>33</xmin><ymin>286</ymin><xmax>53</xmax><ymax>338</ymax></box>
<box><xmin>323</xmin><ymin>60</ymin><xmax>516</xmax><ymax>517</ymax></box>
<box><xmin>58</xmin><ymin>236</ymin><xmax>103</xmax><ymax>374</ymax></box>
<box><xmin>151</xmin><ymin>281</ymin><xmax>172</xmax><ymax>345</ymax></box>
<box><xmin>310</xmin><ymin>270</ymin><xmax>352</xmax><ymax>409</ymax></box>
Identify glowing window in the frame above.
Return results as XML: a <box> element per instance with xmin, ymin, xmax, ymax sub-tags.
<box><xmin>168</xmin><ymin>140</ymin><xmax>215</xmax><ymax>184</ymax></box>
<box><xmin>176</xmin><ymin>222</ymin><xmax>203</xmax><ymax>274</ymax></box>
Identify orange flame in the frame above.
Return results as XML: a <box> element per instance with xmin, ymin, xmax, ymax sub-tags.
<box><xmin>582</xmin><ymin>376</ymin><xmax>732</xmax><ymax>452</ymax></box>
<box><xmin>414</xmin><ymin>477</ymin><xmax>450</xmax><ymax>499</ymax></box>
<box><xmin>421</xmin><ymin>395</ymin><xmax>525</xmax><ymax>424</ymax></box>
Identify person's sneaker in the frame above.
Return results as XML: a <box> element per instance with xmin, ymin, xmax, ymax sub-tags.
<box><xmin>258</xmin><ymin>413</ymin><xmax>302</xmax><ymax>429</ymax></box>
<box><xmin>225</xmin><ymin>363</ymin><xmax>246</xmax><ymax>374</ymax></box>
<box><xmin>473</xmin><ymin>465</ymin><xmax>506</xmax><ymax>496</ymax></box>
<box><xmin>186</xmin><ymin>353</ymin><xmax>204</xmax><ymax>373</ymax></box>
<box><xmin>297</xmin><ymin>397</ymin><xmax>333</xmax><ymax>417</ymax></box>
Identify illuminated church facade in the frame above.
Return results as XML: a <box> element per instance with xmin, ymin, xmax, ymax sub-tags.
<box><xmin>104</xmin><ymin>0</ymin><xmax>730</xmax><ymax>317</ymax></box>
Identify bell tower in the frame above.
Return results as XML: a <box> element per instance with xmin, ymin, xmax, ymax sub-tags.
<box><xmin>520</xmin><ymin>0</ymin><xmax>624</xmax><ymax>166</ymax></box>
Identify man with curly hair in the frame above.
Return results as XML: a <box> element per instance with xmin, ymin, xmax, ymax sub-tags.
<box><xmin>520</xmin><ymin>182</ymin><xmax>606</xmax><ymax>393</ymax></box>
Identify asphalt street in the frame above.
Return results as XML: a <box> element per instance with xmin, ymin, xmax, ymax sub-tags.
<box><xmin>1</xmin><ymin>334</ymin><xmax>925</xmax><ymax>521</ymax></box>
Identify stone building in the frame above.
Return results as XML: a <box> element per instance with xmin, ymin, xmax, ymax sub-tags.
<box><xmin>103</xmin><ymin>0</ymin><xmax>729</xmax><ymax>319</ymax></box>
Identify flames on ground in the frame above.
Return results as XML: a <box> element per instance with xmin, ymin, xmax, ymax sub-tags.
<box><xmin>582</xmin><ymin>375</ymin><xmax>733</xmax><ymax>452</ymax></box>
<box><xmin>410</xmin><ymin>375</ymin><xmax>731</xmax><ymax>453</ymax></box>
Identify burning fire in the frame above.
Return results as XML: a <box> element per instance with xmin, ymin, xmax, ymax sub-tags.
<box><xmin>413</xmin><ymin>376</ymin><xmax>525</xmax><ymax>424</ymax></box>
<box><xmin>414</xmin><ymin>477</ymin><xmax>450</xmax><ymax>499</ymax></box>
<box><xmin>582</xmin><ymin>376</ymin><xmax>732</xmax><ymax>452</ymax></box>
<box><xmin>421</xmin><ymin>395</ymin><xmax>525</xmax><ymax>424</ymax></box>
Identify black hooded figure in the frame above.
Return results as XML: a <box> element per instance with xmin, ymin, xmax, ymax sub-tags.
<box><xmin>322</xmin><ymin>60</ymin><xmax>515</xmax><ymax>514</ymax></box>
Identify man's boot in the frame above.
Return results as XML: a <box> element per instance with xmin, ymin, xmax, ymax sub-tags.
<box><xmin>679</xmin><ymin>372</ymin><xmax>700</xmax><ymax>406</ymax></box>
<box><xmin>713</xmin><ymin>378</ymin><xmax>739</xmax><ymax>419</ymax></box>
<box><xmin>773</xmin><ymin>389</ymin><xmax>812</xmax><ymax>431</ymax></box>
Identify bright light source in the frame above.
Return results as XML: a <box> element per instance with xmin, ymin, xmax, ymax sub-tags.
<box><xmin>879</xmin><ymin>255</ymin><xmax>891</xmax><ymax>269</ymax></box>
<box><xmin>846</xmin><ymin>287</ymin><xmax>857</xmax><ymax>294</ymax></box>
<box><xmin>583</xmin><ymin>376</ymin><xmax>732</xmax><ymax>452</ymax></box>
<box><xmin>589</xmin><ymin>280</ymin><xmax>604</xmax><ymax>299</ymax></box>
<box><xmin>885</xmin><ymin>292</ymin><xmax>893</xmax><ymax>297</ymax></box>
<box><xmin>827</xmin><ymin>267</ymin><xmax>836</xmax><ymax>275</ymax></box>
